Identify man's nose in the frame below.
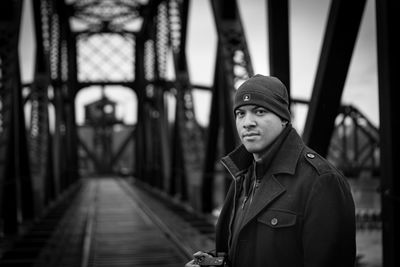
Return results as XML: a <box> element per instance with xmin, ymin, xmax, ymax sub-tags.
<box><xmin>243</xmin><ymin>113</ymin><xmax>256</xmax><ymax>128</ymax></box>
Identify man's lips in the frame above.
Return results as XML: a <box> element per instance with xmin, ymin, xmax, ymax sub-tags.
<box><xmin>242</xmin><ymin>132</ymin><xmax>259</xmax><ymax>139</ymax></box>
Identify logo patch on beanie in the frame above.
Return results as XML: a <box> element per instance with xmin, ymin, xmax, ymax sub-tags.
<box><xmin>243</xmin><ymin>94</ymin><xmax>251</xmax><ymax>101</ymax></box>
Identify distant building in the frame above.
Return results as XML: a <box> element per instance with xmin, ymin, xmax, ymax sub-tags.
<box><xmin>78</xmin><ymin>95</ymin><xmax>135</xmax><ymax>176</ymax></box>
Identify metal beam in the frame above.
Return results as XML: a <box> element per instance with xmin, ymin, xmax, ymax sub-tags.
<box><xmin>267</xmin><ymin>0</ymin><xmax>291</xmax><ymax>97</ymax></box>
<box><xmin>0</xmin><ymin>0</ymin><xmax>34</xmax><ymax>234</ymax></box>
<box><xmin>376</xmin><ymin>1</ymin><xmax>400</xmax><ymax>266</ymax></box>
<box><xmin>302</xmin><ymin>0</ymin><xmax>366</xmax><ymax>156</ymax></box>
<box><xmin>134</xmin><ymin>35</ymin><xmax>147</xmax><ymax>181</ymax></box>
<box><xmin>30</xmin><ymin>0</ymin><xmax>53</xmax><ymax>213</ymax></box>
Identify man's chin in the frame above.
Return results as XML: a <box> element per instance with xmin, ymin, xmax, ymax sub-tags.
<box><xmin>243</xmin><ymin>145</ymin><xmax>262</xmax><ymax>154</ymax></box>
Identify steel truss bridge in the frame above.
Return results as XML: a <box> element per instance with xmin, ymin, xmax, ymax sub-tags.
<box><xmin>0</xmin><ymin>0</ymin><xmax>399</xmax><ymax>266</ymax></box>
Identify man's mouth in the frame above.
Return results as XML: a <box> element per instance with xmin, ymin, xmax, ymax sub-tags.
<box><xmin>242</xmin><ymin>132</ymin><xmax>259</xmax><ymax>139</ymax></box>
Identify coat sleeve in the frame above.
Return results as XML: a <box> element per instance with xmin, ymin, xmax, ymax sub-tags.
<box><xmin>302</xmin><ymin>172</ymin><xmax>356</xmax><ymax>267</ymax></box>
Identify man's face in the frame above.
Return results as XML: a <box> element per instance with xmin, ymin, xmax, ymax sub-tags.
<box><xmin>235</xmin><ymin>105</ymin><xmax>284</xmax><ymax>160</ymax></box>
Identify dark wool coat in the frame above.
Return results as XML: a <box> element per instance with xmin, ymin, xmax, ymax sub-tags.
<box><xmin>216</xmin><ymin>128</ymin><xmax>356</xmax><ymax>267</ymax></box>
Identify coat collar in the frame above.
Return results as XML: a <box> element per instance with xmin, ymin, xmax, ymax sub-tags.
<box><xmin>269</xmin><ymin>128</ymin><xmax>305</xmax><ymax>175</ymax></box>
<box><xmin>221</xmin><ymin>127</ymin><xmax>305</xmax><ymax>179</ymax></box>
<box><xmin>220</xmin><ymin>145</ymin><xmax>253</xmax><ymax>180</ymax></box>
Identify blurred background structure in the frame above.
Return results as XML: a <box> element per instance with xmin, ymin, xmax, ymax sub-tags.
<box><xmin>0</xmin><ymin>0</ymin><xmax>399</xmax><ymax>266</ymax></box>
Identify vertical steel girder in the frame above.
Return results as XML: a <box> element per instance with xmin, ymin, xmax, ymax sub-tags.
<box><xmin>30</xmin><ymin>0</ymin><xmax>53</xmax><ymax>213</ymax></box>
<box><xmin>302</xmin><ymin>0</ymin><xmax>366</xmax><ymax>156</ymax></box>
<box><xmin>53</xmin><ymin>86</ymin><xmax>68</xmax><ymax>188</ymax></box>
<box><xmin>145</xmin><ymin>2</ymin><xmax>171</xmax><ymax>189</ymax></box>
<box><xmin>134</xmin><ymin>36</ymin><xmax>148</xmax><ymax>183</ymax></box>
<box><xmin>138</xmin><ymin>37</ymin><xmax>164</xmax><ymax>188</ymax></box>
<box><xmin>134</xmin><ymin>0</ymin><xmax>167</xmax><ymax>188</ymax></box>
<box><xmin>167</xmin><ymin>0</ymin><xmax>205</xmax><ymax>207</ymax></box>
<box><xmin>376</xmin><ymin>1</ymin><xmax>400</xmax><ymax>266</ymax></box>
<box><xmin>0</xmin><ymin>0</ymin><xmax>34</xmax><ymax>235</ymax></box>
<box><xmin>59</xmin><ymin>0</ymin><xmax>80</xmax><ymax>187</ymax></box>
<box><xmin>31</xmin><ymin>0</ymin><xmax>79</xmax><ymax>199</ymax></box>
<box><xmin>267</xmin><ymin>0</ymin><xmax>291</xmax><ymax>95</ymax></box>
<box><xmin>135</xmin><ymin>0</ymin><xmax>203</xmax><ymax>205</ymax></box>
<box><xmin>202</xmin><ymin>0</ymin><xmax>254</xmax><ymax>212</ymax></box>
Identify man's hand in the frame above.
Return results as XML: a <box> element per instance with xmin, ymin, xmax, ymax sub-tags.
<box><xmin>184</xmin><ymin>251</ymin><xmax>213</xmax><ymax>267</ymax></box>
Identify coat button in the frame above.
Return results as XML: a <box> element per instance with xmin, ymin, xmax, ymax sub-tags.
<box><xmin>271</xmin><ymin>218</ymin><xmax>278</xmax><ymax>226</ymax></box>
<box><xmin>306</xmin><ymin>153</ymin><xmax>315</xmax><ymax>159</ymax></box>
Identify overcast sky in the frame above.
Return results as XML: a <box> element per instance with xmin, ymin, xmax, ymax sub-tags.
<box><xmin>19</xmin><ymin>0</ymin><xmax>379</xmax><ymax>132</ymax></box>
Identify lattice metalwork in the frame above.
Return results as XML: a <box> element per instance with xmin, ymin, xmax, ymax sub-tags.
<box><xmin>77</xmin><ymin>33</ymin><xmax>134</xmax><ymax>82</ymax></box>
<box><xmin>221</xmin><ymin>26</ymin><xmax>253</xmax><ymax>89</ymax></box>
<box><xmin>40</xmin><ymin>0</ymin><xmax>51</xmax><ymax>53</ymax></box>
<box><xmin>206</xmin><ymin>2</ymin><xmax>252</xmax><ymax>89</ymax></box>
<box><xmin>168</xmin><ymin>0</ymin><xmax>183</xmax><ymax>52</ymax></box>
<box><xmin>144</xmin><ymin>39</ymin><xmax>155</xmax><ymax>81</ymax></box>
<box><xmin>156</xmin><ymin>1</ymin><xmax>169</xmax><ymax>80</ymax></box>
<box><xmin>210</xmin><ymin>0</ymin><xmax>254</xmax><ymax>115</ymax></box>
<box><xmin>68</xmin><ymin>0</ymin><xmax>148</xmax><ymax>32</ymax></box>
<box><xmin>61</xmin><ymin>40</ymin><xmax>69</xmax><ymax>82</ymax></box>
<box><xmin>69</xmin><ymin>0</ymin><xmax>142</xmax><ymax>84</ymax></box>
<box><xmin>49</xmin><ymin>11</ymin><xmax>60</xmax><ymax>80</ymax></box>
<box><xmin>210</xmin><ymin>0</ymin><xmax>254</xmax><ymax>89</ymax></box>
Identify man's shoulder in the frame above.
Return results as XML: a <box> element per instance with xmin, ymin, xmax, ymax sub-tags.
<box><xmin>300</xmin><ymin>148</ymin><xmax>343</xmax><ymax>177</ymax></box>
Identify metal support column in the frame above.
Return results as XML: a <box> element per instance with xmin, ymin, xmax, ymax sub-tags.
<box><xmin>167</xmin><ymin>0</ymin><xmax>205</xmax><ymax>207</ymax></box>
<box><xmin>0</xmin><ymin>0</ymin><xmax>34</xmax><ymax>235</ymax></box>
<box><xmin>267</xmin><ymin>0</ymin><xmax>291</xmax><ymax>97</ymax></box>
<box><xmin>134</xmin><ymin>35</ymin><xmax>147</xmax><ymax>182</ymax></box>
<box><xmin>376</xmin><ymin>1</ymin><xmax>400</xmax><ymax>266</ymax></box>
<box><xmin>30</xmin><ymin>0</ymin><xmax>53</xmax><ymax>214</ymax></box>
<box><xmin>302</xmin><ymin>0</ymin><xmax>366</xmax><ymax>156</ymax></box>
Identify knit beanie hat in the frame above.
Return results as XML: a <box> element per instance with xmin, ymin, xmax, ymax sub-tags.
<box><xmin>233</xmin><ymin>74</ymin><xmax>291</xmax><ymax>121</ymax></box>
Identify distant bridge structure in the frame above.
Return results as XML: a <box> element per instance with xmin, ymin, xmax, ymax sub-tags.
<box><xmin>292</xmin><ymin>99</ymin><xmax>380</xmax><ymax>179</ymax></box>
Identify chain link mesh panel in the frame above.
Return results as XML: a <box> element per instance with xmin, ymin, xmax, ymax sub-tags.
<box><xmin>77</xmin><ymin>33</ymin><xmax>134</xmax><ymax>82</ymax></box>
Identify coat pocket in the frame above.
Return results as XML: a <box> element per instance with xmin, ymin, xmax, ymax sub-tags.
<box><xmin>257</xmin><ymin>209</ymin><xmax>297</xmax><ymax>228</ymax></box>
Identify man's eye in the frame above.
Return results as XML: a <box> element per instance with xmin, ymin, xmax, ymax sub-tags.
<box><xmin>235</xmin><ymin>111</ymin><xmax>244</xmax><ymax>117</ymax></box>
<box><xmin>255</xmin><ymin>109</ymin><xmax>266</xmax><ymax>115</ymax></box>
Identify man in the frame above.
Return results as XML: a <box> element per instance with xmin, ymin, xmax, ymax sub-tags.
<box><xmin>186</xmin><ymin>74</ymin><xmax>356</xmax><ymax>267</ymax></box>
